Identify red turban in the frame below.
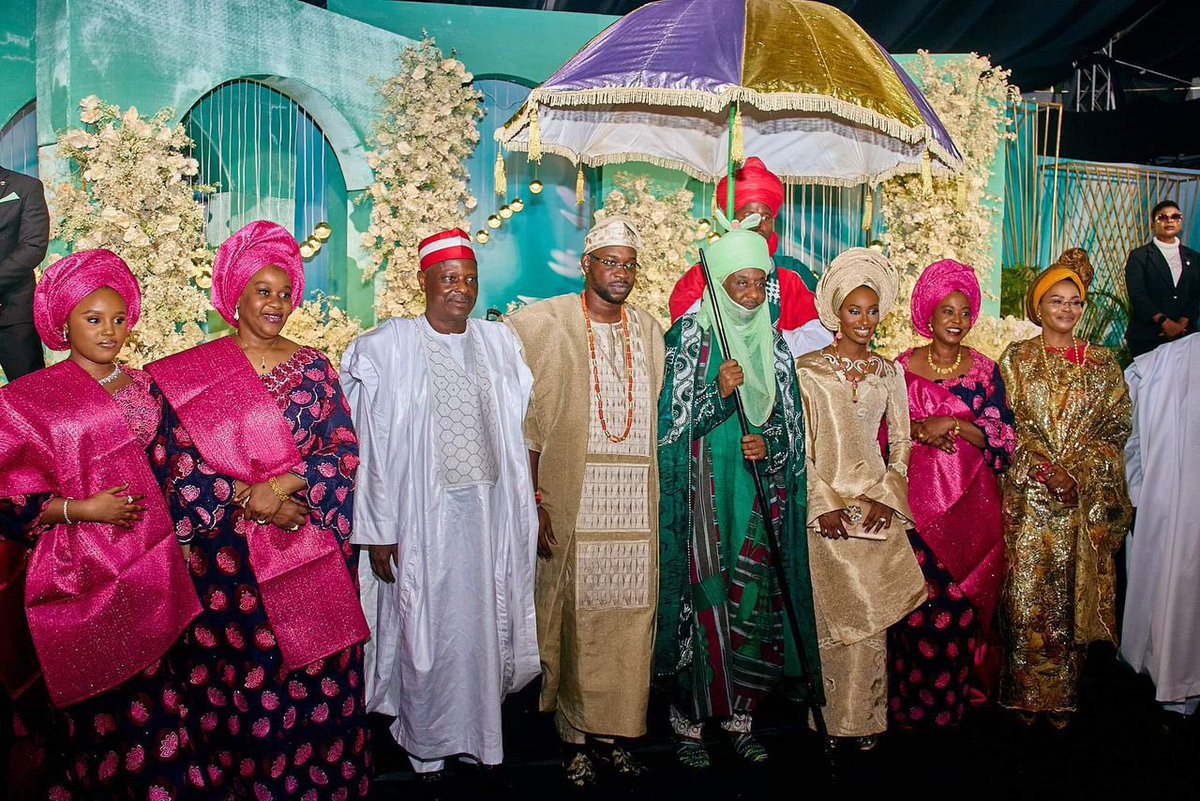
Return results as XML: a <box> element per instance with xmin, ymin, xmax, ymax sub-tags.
<box><xmin>211</xmin><ymin>221</ymin><xmax>305</xmax><ymax>327</ymax></box>
<box><xmin>33</xmin><ymin>250</ymin><xmax>141</xmax><ymax>351</ymax></box>
<box><xmin>418</xmin><ymin>229</ymin><xmax>476</xmax><ymax>271</ymax></box>
<box><xmin>716</xmin><ymin>157</ymin><xmax>785</xmax><ymax>256</ymax></box>
<box><xmin>910</xmin><ymin>259</ymin><xmax>982</xmax><ymax>339</ymax></box>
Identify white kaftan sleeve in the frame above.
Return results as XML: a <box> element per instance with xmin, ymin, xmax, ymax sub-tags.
<box><xmin>342</xmin><ymin>339</ymin><xmax>401</xmax><ymax>547</ymax></box>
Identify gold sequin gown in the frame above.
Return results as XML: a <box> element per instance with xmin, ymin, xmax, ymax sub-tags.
<box><xmin>997</xmin><ymin>339</ymin><xmax>1132</xmax><ymax>713</ymax></box>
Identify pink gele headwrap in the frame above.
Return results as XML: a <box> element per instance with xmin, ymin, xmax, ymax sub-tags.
<box><xmin>910</xmin><ymin>259</ymin><xmax>982</xmax><ymax>339</ymax></box>
<box><xmin>211</xmin><ymin>221</ymin><xmax>304</xmax><ymax>327</ymax></box>
<box><xmin>33</xmin><ymin>249</ymin><xmax>142</xmax><ymax>351</ymax></box>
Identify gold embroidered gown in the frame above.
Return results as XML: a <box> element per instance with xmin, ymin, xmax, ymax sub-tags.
<box><xmin>997</xmin><ymin>339</ymin><xmax>1132</xmax><ymax>713</ymax></box>
<box><xmin>796</xmin><ymin>352</ymin><xmax>926</xmax><ymax>737</ymax></box>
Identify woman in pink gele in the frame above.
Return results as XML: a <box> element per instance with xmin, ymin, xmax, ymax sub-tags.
<box><xmin>146</xmin><ymin>221</ymin><xmax>370</xmax><ymax>800</ymax></box>
<box><xmin>0</xmin><ymin>250</ymin><xmax>204</xmax><ymax>800</ymax></box>
<box><xmin>888</xmin><ymin>259</ymin><xmax>1015</xmax><ymax>729</ymax></box>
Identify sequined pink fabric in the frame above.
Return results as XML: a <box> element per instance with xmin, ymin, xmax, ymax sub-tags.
<box><xmin>902</xmin><ymin>367</ymin><xmax>1006</xmax><ymax>629</ymax></box>
<box><xmin>146</xmin><ymin>337</ymin><xmax>368</xmax><ymax>671</ymax></box>
<box><xmin>0</xmin><ymin>361</ymin><xmax>200</xmax><ymax>708</ymax></box>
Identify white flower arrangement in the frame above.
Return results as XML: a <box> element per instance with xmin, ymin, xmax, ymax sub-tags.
<box><xmin>281</xmin><ymin>292</ymin><xmax>363</xmax><ymax>367</ymax></box>
<box><xmin>51</xmin><ymin>98</ymin><xmax>214</xmax><ymax>367</ymax></box>
<box><xmin>362</xmin><ymin>37</ymin><xmax>483</xmax><ymax>320</ymax></box>
<box><xmin>874</xmin><ymin>52</ymin><xmax>1031</xmax><ymax>358</ymax></box>
<box><xmin>597</xmin><ymin>174</ymin><xmax>701</xmax><ymax>328</ymax></box>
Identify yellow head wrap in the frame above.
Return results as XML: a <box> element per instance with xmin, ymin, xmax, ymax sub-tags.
<box><xmin>1025</xmin><ymin>266</ymin><xmax>1086</xmax><ymax>324</ymax></box>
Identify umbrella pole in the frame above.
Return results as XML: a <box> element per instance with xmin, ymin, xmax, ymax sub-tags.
<box><xmin>726</xmin><ymin>105</ymin><xmax>737</xmax><ymax>215</ymax></box>
<box><xmin>698</xmin><ymin>250</ymin><xmax>836</xmax><ymax>773</ymax></box>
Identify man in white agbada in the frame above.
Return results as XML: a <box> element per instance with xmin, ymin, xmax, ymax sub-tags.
<box><xmin>341</xmin><ymin>228</ymin><xmax>539</xmax><ymax>785</ymax></box>
<box><xmin>1121</xmin><ymin>333</ymin><xmax>1200</xmax><ymax>731</ymax></box>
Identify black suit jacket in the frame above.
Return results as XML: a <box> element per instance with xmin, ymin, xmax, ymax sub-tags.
<box><xmin>1124</xmin><ymin>239</ymin><xmax>1200</xmax><ymax>357</ymax></box>
<box><xmin>0</xmin><ymin>167</ymin><xmax>50</xmax><ymax>326</ymax></box>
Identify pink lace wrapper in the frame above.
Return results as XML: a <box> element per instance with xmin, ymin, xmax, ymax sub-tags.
<box><xmin>147</xmin><ymin>338</ymin><xmax>368</xmax><ymax>671</ymax></box>
<box><xmin>904</xmin><ymin>373</ymin><xmax>1005</xmax><ymax>629</ymax></box>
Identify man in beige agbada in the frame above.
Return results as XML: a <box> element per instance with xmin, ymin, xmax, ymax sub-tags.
<box><xmin>507</xmin><ymin>216</ymin><xmax>665</xmax><ymax>788</ymax></box>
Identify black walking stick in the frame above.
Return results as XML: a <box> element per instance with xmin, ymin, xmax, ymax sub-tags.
<box><xmin>698</xmin><ymin>248</ymin><xmax>836</xmax><ymax>773</ymax></box>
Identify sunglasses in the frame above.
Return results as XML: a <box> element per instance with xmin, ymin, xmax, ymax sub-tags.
<box><xmin>1156</xmin><ymin>213</ymin><xmax>1183</xmax><ymax>222</ymax></box>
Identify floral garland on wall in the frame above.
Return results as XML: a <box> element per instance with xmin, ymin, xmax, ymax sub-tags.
<box><xmin>362</xmin><ymin>37</ymin><xmax>483</xmax><ymax>321</ymax></box>
<box><xmin>51</xmin><ymin>98</ymin><xmax>213</xmax><ymax>367</ymax></box>
<box><xmin>874</xmin><ymin>52</ymin><xmax>1039</xmax><ymax>360</ymax></box>
<box><xmin>596</xmin><ymin>174</ymin><xmax>702</xmax><ymax>327</ymax></box>
<box><xmin>53</xmin><ymin>97</ymin><xmax>364</xmax><ymax>367</ymax></box>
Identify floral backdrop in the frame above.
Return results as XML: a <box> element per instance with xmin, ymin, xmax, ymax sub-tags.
<box><xmin>38</xmin><ymin>49</ymin><xmax>1038</xmax><ymax>370</ymax></box>
<box><xmin>874</xmin><ymin>52</ymin><xmax>1039</xmax><ymax>359</ymax></box>
<box><xmin>51</xmin><ymin>98</ymin><xmax>213</xmax><ymax>367</ymax></box>
<box><xmin>361</xmin><ymin>36</ymin><xmax>483</xmax><ymax>321</ymax></box>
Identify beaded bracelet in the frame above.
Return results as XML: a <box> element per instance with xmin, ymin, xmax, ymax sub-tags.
<box><xmin>63</xmin><ymin>498</ymin><xmax>74</xmax><ymax>525</ymax></box>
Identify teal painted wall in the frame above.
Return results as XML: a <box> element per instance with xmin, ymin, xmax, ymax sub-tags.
<box><xmin>328</xmin><ymin>0</ymin><xmax>615</xmax><ymax>85</ymax></box>
<box><xmin>0</xmin><ymin>0</ymin><xmax>36</xmax><ymax>133</ymax></box>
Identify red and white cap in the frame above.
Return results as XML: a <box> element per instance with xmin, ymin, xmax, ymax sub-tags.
<box><xmin>418</xmin><ymin>228</ymin><xmax>476</xmax><ymax>271</ymax></box>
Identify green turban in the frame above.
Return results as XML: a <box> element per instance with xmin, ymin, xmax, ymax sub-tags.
<box><xmin>698</xmin><ymin>226</ymin><xmax>777</xmax><ymax>427</ymax></box>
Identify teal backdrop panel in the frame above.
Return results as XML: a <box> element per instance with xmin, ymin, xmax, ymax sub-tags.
<box><xmin>329</xmin><ymin>0</ymin><xmax>616</xmax><ymax>85</ymax></box>
<box><xmin>0</xmin><ymin>0</ymin><xmax>35</xmax><ymax>129</ymax></box>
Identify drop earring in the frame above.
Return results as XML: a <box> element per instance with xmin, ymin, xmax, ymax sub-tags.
<box><xmin>834</xmin><ymin>330</ymin><xmax>843</xmax><ymax>341</ymax></box>
<box><xmin>234</xmin><ymin>308</ymin><xmax>240</xmax><ymax>322</ymax></box>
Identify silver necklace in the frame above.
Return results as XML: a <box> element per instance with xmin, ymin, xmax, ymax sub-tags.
<box><xmin>97</xmin><ymin>364</ymin><xmax>123</xmax><ymax>386</ymax></box>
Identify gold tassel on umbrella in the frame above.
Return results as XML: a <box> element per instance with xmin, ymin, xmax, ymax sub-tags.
<box><xmin>731</xmin><ymin>104</ymin><xmax>745</xmax><ymax>165</ymax></box>
<box><xmin>494</xmin><ymin>152</ymin><xmax>506</xmax><ymax>196</ymax></box>
<box><xmin>576</xmin><ymin>163</ymin><xmax>586</xmax><ymax>206</ymax></box>
<box><xmin>528</xmin><ymin>105</ymin><xmax>543</xmax><ymax>163</ymax></box>
<box><xmin>861</xmin><ymin>187</ymin><xmax>874</xmax><ymax>232</ymax></box>
<box><xmin>921</xmin><ymin>151</ymin><xmax>933</xmax><ymax>193</ymax></box>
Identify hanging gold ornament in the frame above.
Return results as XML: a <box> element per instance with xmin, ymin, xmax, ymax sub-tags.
<box><xmin>313</xmin><ymin>222</ymin><xmax>332</xmax><ymax>241</ymax></box>
<box><xmin>510</xmin><ymin>198</ymin><xmax>525</xmax><ymax>213</ymax></box>
<box><xmin>499</xmin><ymin>204</ymin><xmax>513</xmax><ymax>219</ymax></box>
<box><xmin>529</xmin><ymin>179</ymin><xmax>544</xmax><ymax>195</ymax></box>
<box><xmin>707</xmin><ymin>231</ymin><xmax>721</xmax><ymax>244</ymax></box>
<box><xmin>867</xmin><ymin>239</ymin><xmax>886</xmax><ymax>253</ymax></box>
<box><xmin>475</xmin><ymin>229</ymin><xmax>490</xmax><ymax>244</ymax></box>
<box><xmin>697</xmin><ymin>218</ymin><xmax>711</xmax><ymax>233</ymax></box>
<box><xmin>486</xmin><ymin>214</ymin><xmax>502</xmax><ymax>229</ymax></box>
<box><xmin>299</xmin><ymin>241</ymin><xmax>315</xmax><ymax>259</ymax></box>
<box><xmin>306</xmin><ymin>236</ymin><xmax>322</xmax><ymax>253</ymax></box>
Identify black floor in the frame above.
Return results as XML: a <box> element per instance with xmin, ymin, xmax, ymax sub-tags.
<box><xmin>368</xmin><ymin>645</ymin><xmax>1200</xmax><ymax>800</ymax></box>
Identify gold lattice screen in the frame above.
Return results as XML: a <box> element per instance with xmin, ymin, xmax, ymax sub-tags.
<box><xmin>1042</xmin><ymin>161</ymin><xmax>1200</xmax><ymax>344</ymax></box>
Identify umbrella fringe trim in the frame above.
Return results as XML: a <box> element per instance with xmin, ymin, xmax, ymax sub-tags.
<box><xmin>497</xmin><ymin>87</ymin><xmax>963</xmax><ymax>168</ymax></box>
<box><xmin>496</xmin><ymin>138</ymin><xmax>961</xmax><ymax>189</ymax></box>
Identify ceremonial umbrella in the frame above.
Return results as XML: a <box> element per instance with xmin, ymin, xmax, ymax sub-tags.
<box><xmin>495</xmin><ymin>0</ymin><xmax>963</xmax><ymax>212</ymax></box>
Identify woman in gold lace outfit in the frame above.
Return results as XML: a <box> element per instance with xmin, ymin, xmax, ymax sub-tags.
<box><xmin>997</xmin><ymin>265</ymin><xmax>1132</xmax><ymax>729</ymax></box>
<box><xmin>796</xmin><ymin>248</ymin><xmax>926</xmax><ymax>750</ymax></box>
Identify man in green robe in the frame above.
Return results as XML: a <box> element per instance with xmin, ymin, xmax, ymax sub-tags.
<box><xmin>655</xmin><ymin>217</ymin><xmax>821</xmax><ymax>769</ymax></box>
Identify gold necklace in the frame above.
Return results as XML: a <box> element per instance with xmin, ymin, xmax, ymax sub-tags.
<box><xmin>926</xmin><ymin>345</ymin><xmax>962</xmax><ymax>376</ymax></box>
<box><xmin>237</xmin><ymin>336</ymin><xmax>275</xmax><ymax>374</ymax></box>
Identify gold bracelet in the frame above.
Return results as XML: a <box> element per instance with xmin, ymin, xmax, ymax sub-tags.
<box><xmin>952</xmin><ymin>420</ymin><xmax>961</xmax><ymax>438</ymax></box>
<box><xmin>267</xmin><ymin>477</ymin><xmax>291</xmax><ymax>503</ymax></box>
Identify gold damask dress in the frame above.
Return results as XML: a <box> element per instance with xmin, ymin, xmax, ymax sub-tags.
<box><xmin>997</xmin><ymin>339</ymin><xmax>1132</xmax><ymax>713</ymax></box>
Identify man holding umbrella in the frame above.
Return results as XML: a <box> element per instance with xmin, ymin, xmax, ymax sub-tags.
<box><xmin>656</xmin><ymin>214</ymin><xmax>822</xmax><ymax>768</ymax></box>
<box><xmin>668</xmin><ymin>157</ymin><xmax>832</xmax><ymax>357</ymax></box>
